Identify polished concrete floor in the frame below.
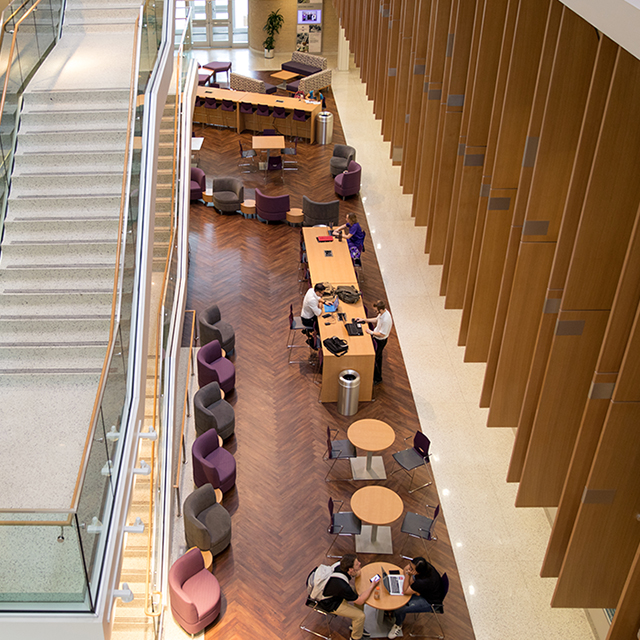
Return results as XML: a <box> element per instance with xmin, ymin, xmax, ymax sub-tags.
<box><xmin>176</xmin><ymin>46</ymin><xmax>601</xmax><ymax>640</ymax></box>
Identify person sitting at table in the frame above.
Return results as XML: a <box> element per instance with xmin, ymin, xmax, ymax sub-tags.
<box><xmin>319</xmin><ymin>554</ymin><xmax>378</xmax><ymax>640</ymax></box>
<box><xmin>332</xmin><ymin>212</ymin><xmax>365</xmax><ymax>261</ymax></box>
<box><xmin>356</xmin><ymin>300</ymin><xmax>393</xmax><ymax>384</ymax></box>
<box><xmin>387</xmin><ymin>557</ymin><xmax>444</xmax><ymax>639</ymax></box>
<box><xmin>301</xmin><ymin>283</ymin><xmax>326</xmax><ymax>346</ymax></box>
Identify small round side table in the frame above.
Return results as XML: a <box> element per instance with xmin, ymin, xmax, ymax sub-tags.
<box><xmin>241</xmin><ymin>199</ymin><xmax>256</xmax><ymax>218</ymax></box>
<box><xmin>287</xmin><ymin>207</ymin><xmax>304</xmax><ymax>226</ymax></box>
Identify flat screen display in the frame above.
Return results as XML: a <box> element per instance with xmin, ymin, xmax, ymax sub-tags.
<box><xmin>298</xmin><ymin>9</ymin><xmax>321</xmax><ymax>24</ymax></box>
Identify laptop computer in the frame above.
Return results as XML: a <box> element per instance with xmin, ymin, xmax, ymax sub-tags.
<box><xmin>345</xmin><ymin>321</ymin><xmax>363</xmax><ymax>336</ymax></box>
<box><xmin>381</xmin><ymin>566</ymin><xmax>405</xmax><ymax>596</ymax></box>
<box><xmin>324</xmin><ymin>299</ymin><xmax>339</xmax><ymax>313</ymax></box>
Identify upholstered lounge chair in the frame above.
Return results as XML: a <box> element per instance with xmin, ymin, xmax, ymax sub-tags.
<box><xmin>184</xmin><ymin>484</ymin><xmax>232</xmax><ymax>556</ymax></box>
<box><xmin>194</xmin><ymin>381</ymin><xmax>235</xmax><ymax>440</ymax></box>
<box><xmin>211</xmin><ymin>177</ymin><xmax>244</xmax><ymax>214</ymax></box>
<box><xmin>334</xmin><ymin>161</ymin><xmax>362</xmax><ymax>199</ymax></box>
<box><xmin>199</xmin><ymin>302</ymin><xmax>235</xmax><ymax>354</ymax></box>
<box><xmin>302</xmin><ymin>195</ymin><xmax>339</xmax><ymax>227</ymax></box>
<box><xmin>192</xmin><ymin>428</ymin><xmax>237</xmax><ymax>493</ymax></box>
<box><xmin>169</xmin><ymin>547</ymin><xmax>221</xmax><ymax>634</ymax></box>
<box><xmin>255</xmin><ymin>187</ymin><xmax>290</xmax><ymax>223</ymax></box>
<box><xmin>197</xmin><ymin>340</ymin><xmax>236</xmax><ymax>393</ymax></box>
<box><xmin>330</xmin><ymin>145</ymin><xmax>356</xmax><ymax>177</ymax></box>
<box><xmin>190</xmin><ymin>167</ymin><xmax>206</xmax><ymax>201</ymax></box>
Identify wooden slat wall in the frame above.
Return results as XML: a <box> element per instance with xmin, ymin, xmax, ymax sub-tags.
<box><xmin>334</xmin><ymin>0</ymin><xmax>640</xmax><ymax>622</ymax></box>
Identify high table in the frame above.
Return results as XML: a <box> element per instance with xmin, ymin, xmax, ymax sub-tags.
<box><xmin>302</xmin><ymin>227</ymin><xmax>375</xmax><ymax>402</ymax></box>
<box><xmin>350</xmin><ymin>485</ymin><xmax>403</xmax><ymax>554</ymax></box>
<box><xmin>355</xmin><ymin>562</ymin><xmax>411</xmax><ymax>638</ymax></box>
<box><xmin>347</xmin><ymin>419</ymin><xmax>395</xmax><ymax>480</ymax></box>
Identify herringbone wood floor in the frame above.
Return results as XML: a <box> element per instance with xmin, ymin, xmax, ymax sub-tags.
<box><xmin>184</xmin><ymin>83</ymin><xmax>475</xmax><ymax>640</ymax></box>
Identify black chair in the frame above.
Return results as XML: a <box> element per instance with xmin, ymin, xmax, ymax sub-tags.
<box><xmin>326</xmin><ymin>497</ymin><xmax>362</xmax><ymax>558</ymax></box>
<box><xmin>391</xmin><ymin>431</ymin><xmax>433</xmax><ymax>494</ymax></box>
<box><xmin>399</xmin><ymin>504</ymin><xmax>440</xmax><ymax>560</ymax></box>
<box><xmin>281</xmin><ymin>136</ymin><xmax>298</xmax><ymax>170</ymax></box>
<box><xmin>239</xmin><ymin>141</ymin><xmax>257</xmax><ymax>172</ymax></box>
<box><xmin>324</xmin><ymin>425</ymin><xmax>356</xmax><ymax>481</ymax></box>
<box><xmin>287</xmin><ymin>303</ymin><xmax>308</xmax><ymax>364</ymax></box>
<box><xmin>300</xmin><ymin>596</ymin><xmax>336</xmax><ymax>640</ymax></box>
<box><xmin>266</xmin><ymin>152</ymin><xmax>284</xmax><ymax>182</ymax></box>
<box><xmin>406</xmin><ymin>572</ymin><xmax>449</xmax><ymax>639</ymax></box>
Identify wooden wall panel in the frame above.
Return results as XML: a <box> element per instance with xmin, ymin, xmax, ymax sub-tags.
<box><xmin>400</xmin><ymin>0</ymin><xmax>433</xmax><ymax>192</ymax></box>
<box><xmin>458</xmin><ymin>0</ymin><xmax>520</xmax><ymax>345</ymax></box>
<box><xmin>508</xmin><ymin>35</ymin><xmax>618</xmax><ymax>481</ymax></box>
<box><xmin>412</xmin><ymin>0</ymin><xmax>454</xmax><ymax>226</ymax></box>
<box><xmin>464</xmin><ymin>0</ymin><xmax>551</xmax><ymax>362</ymax></box>
<box><xmin>543</xmin><ymin>207</ymin><xmax>640</xmax><ymax>576</ymax></box>
<box><xmin>445</xmin><ymin>0</ymin><xmax>512</xmax><ymax>310</ymax></box>
<box><xmin>606</xmin><ymin>543</ymin><xmax>640</xmax><ymax>640</ymax></box>
<box><xmin>373</xmin><ymin>2</ymin><xmax>391</xmax><ymax>117</ymax></box>
<box><xmin>484</xmin><ymin>6</ymin><xmax>598</xmax><ymax>419</ymax></box>
<box><xmin>426</xmin><ymin>0</ymin><xmax>477</xmax><ymax>264</ymax></box>
<box><xmin>381</xmin><ymin>0</ymin><xmax>402</xmax><ymax>141</ymax></box>
<box><xmin>553</xmin><ymin>400</ymin><xmax>640</xmax><ymax>607</ymax></box>
<box><xmin>480</xmin><ymin>1</ymin><xmax>562</xmax><ymax>407</ymax></box>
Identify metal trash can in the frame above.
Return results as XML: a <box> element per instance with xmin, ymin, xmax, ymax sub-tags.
<box><xmin>316</xmin><ymin>111</ymin><xmax>334</xmax><ymax>145</ymax></box>
<box><xmin>337</xmin><ymin>369</ymin><xmax>360</xmax><ymax>416</ymax></box>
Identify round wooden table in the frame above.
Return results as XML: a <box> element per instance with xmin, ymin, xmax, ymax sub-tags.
<box><xmin>350</xmin><ymin>485</ymin><xmax>403</xmax><ymax>554</ymax></box>
<box><xmin>287</xmin><ymin>207</ymin><xmax>304</xmax><ymax>226</ymax></box>
<box><xmin>203</xmin><ymin>188</ymin><xmax>214</xmax><ymax>204</ymax></box>
<box><xmin>347</xmin><ymin>419</ymin><xmax>395</xmax><ymax>480</ymax></box>
<box><xmin>188</xmin><ymin>547</ymin><xmax>214</xmax><ymax>572</ymax></box>
<box><xmin>355</xmin><ymin>562</ymin><xmax>411</xmax><ymax>637</ymax></box>
<box><xmin>241</xmin><ymin>199</ymin><xmax>256</xmax><ymax>218</ymax></box>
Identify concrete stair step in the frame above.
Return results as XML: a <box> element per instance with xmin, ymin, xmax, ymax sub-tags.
<box><xmin>23</xmin><ymin>88</ymin><xmax>130</xmax><ymax>110</ymax></box>
<box><xmin>63</xmin><ymin>22</ymin><xmax>137</xmax><ymax>34</ymax></box>
<box><xmin>13</xmin><ymin>149</ymin><xmax>126</xmax><ymax>173</ymax></box>
<box><xmin>10</xmin><ymin>172</ymin><xmax>122</xmax><ymax>197</ymax></box>
<box><xmin>5</xmin><ymin>194</ymin><xmax>121</xmax><ymax>219</ymax></box>
<box><xmin>0</xmin><ymin>318</ymin><xmax>112</xmax><ymax>345</ymax></box>
<box><xmin>0</xmin><ymin>266</ymin><xmax>116</xmax><ymax>292</ymax></box>
<box><xmin>19</xmin><ymin>108</ymin><xmax>129</xmax><ymax>131</ymax></box>
<box><xmin>15</xmin><ymin>129</ymin><xmax>127</xmax><ymax>153</ymax></box>
<box><xmin>4</xmin><ymin>218</ymin><xmax>119</xmax><ymax>242</ymax></box>
<box><xmin>0</xmin><ymin>241</ymin><xmax>117</xmax><ymax>267</ymax></box>
<box><xmin>0</xmin><ymin>292</ymin><xmax>113</xmax><ymax>318</ymax></box>
<box><xmin>65</xmin><ymin>7</ymin><xmax>141</xmax><ymax>23</ymax></box>
<box><xmin>0</xmin><ymin>344</ymin><xmax>108</xmax><ymax>372</ymax></box>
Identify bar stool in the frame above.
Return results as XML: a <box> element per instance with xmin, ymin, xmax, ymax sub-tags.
<box><xmin>273</xmin><ymin>105</ymin><xmax>289</xmax><ymax>137</ymax></box>
<box><xmin>256</xmin><ymin>104</ymin><xmax>271</xmax><ymax>129</ymax></box>
<box><xmin>239</xmin><ymin>101</ymin><xmax>256</xmax><ymax>133</ymax></box>
<box><xmin>204</xmin><ymin>97</ymin><xmax>220</xmax><ymax>127</ymax></box>
<box><xmin>292</xmin><ymin>108</ymin><xmax>310</xmax><ymax>138</ymax></box>
<box><xmin>220</xmin><ymin>99</ymin><xmax>236</xmax><ymax>128</ymax></box>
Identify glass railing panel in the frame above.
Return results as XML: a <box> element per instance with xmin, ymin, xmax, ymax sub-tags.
<box><xmin>0</xmin><ymin>512</ymin><xmax>90</xmax><ymax>611</ymax></box>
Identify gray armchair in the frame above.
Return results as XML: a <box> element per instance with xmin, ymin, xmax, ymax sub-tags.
<box><xmin>330</xmin><ymin>144</ymin><xmax>356</xmax><ymax>177</ymax></box>
<box><xmin>199</xmin><ymin>302</ymin><xmax>235</xmax><ymax>354</ymax></box>
<box><xmin>194</xmin><ymin>381</ymin><xmax>235</xmax><ymax>440</ymax></box>
<box><xmin>183</xmin><ymin>484</ymin><xmax>232</xmax><ymax>556</ymax></box>
<box><xmin>302</xmin><ymin>196</ymin><xmax>340</xmax><ymax>227</ymax></box>
<box><xmin>212</xmin><ymin>177</ymin><xmax>244</xmax><ymax>214</ymax></box>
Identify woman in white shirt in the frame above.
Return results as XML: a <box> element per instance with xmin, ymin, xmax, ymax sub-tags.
<box><xmin>357</xmin><ymin>300</ymin><xmax>393</xmax><ymax>384</ymax></box>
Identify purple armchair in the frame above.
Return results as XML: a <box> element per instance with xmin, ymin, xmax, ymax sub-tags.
<box><xmin>169</xmin><ymin>548</ymin><xmax>221</xmax><ymax>634</ymax></box>
<box><xmin>192</xmin><ymin>428</ymin><xmax>237</xmax><ymax>493</ymax></box>
<box><xmin>334</xmin><ymin>161</ymin><xmax>361</xmax><ymax>200</ymax></box>
<box><xmin>191</xmin><ymin>167</ymin><xmax>206</xmax><ymax>201</ymax></box>
<box><xmin>255</xmin><ymin>187</ymin><xmax>290</xmax><ymax>223</ymax></box>
<box><xmin>197</xmin><ymin>340</ymin><xmax>236</xmax><ymax>393</ymax></box>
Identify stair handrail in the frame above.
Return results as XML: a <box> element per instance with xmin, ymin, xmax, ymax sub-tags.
<box><xmin>0</xmin><ymin>0</ymin><xmax>35</xmax><ymax>53</ymax></box>
<box><xmin>0</xmin><ymin>0</ymin><xmax>44</xmax><ymax>133</ymax></box>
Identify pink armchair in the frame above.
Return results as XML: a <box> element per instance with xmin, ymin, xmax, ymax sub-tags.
<box><xmin>169</xmin><ymin>548</ymin><xmax>221</xmax><ymax>634</ymax></box>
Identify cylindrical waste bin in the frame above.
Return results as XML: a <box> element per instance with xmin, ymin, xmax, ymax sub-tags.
<box><xmin>316</xmin><ymin>111</ymin><xmax>334</xmax><ymax>145</ymax></box>
<box><xmin>337</xmin><ymin>369</ymin><xmax>360</xmax><ymax>416</ymax></box>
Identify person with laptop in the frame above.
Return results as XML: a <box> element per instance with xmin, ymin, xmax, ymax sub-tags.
<box><xmin>332</xmin><ymin>212</ymin><xmax>365</xmax><ymax>261</ymax></box>
<box><xmin>300</xmin><ymin>283</ymin><xmax>326</xmax><ymax>346</ymax></box>
<box><xmin>318</xmin><ymin>553</ymin><xmax>378</xmax><ymax>640</ymax></box>
<box><xmin>356</xmin><ymin>300</ymin><xmax>393</xmax><ymax>384</ymax></box>
<box><xmin>387</xmin><ymin>557</ymin><xmax>444</xmax><ymax>639</ymax></box>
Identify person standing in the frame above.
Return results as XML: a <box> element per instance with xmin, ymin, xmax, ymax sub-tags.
<box><xmin>318</xmin><ymin>554</ymin><xmax>378</xmax><ymax>640</ymax></box>
<box><xmin>357</xmin><ymin>300</ymin><xmax>392</xmax><ymax>384</ymax></box>
<box><xmin>387</xmin><ymin>557</ymin><xmax>444</xmax><ymax>639</ymax></box>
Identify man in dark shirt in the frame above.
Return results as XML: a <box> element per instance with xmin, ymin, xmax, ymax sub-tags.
<box><xmin>387</xmin><ymin>556</ymin><xmax>443</xmax><ymax>638</ymax></box>
<box><xmin>319</xmin><ymin>554</ymin><xmax>379</xmax><ymax>640</ymax></box>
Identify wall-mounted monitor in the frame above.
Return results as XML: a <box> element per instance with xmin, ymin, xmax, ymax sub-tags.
<box><xmin>298</xmin><ymin>9</ymin><xmax>322</xmax><ymax>25</ymax></box>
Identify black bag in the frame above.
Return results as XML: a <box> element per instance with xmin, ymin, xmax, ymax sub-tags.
<box><xmin>323</xmin><ymin>336</ymin><xmax>349</xmax><ymax>357</ymax></box>
<box><xmin>336</xmin><ymin>285</ymin><xmax>361</xmax><ymax>304</ymax></box>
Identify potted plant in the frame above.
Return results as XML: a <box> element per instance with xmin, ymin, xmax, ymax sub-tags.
<box><xmin>263</xmin><ymin>8</ymin><xmax>285</xmax><ymax>58</ymax></box>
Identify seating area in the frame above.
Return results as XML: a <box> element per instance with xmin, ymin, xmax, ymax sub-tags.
<box><xmin>230</xmin><ymin>71</ymin><xmax>277</xmax><ymax>95</ymax></box>
<box><xmin>334</xmin><ymin>161</ymin><xmax>362</xmax><ymax>199</ymax></box>
<box><xmin>281</xmin><ymin>51</ymin><xmax>328</xmax><ymax>77</ymax></box>
<box><xmin>302</xmin><ymin>195</ymin><xmax>340</xmax><ymax>227</ymax></box>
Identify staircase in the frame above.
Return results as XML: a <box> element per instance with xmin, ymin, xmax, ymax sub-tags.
<box><xmin>111</xmin><ymin>94</ymin><xmax>178</xmax><ymax>639</ymax></box>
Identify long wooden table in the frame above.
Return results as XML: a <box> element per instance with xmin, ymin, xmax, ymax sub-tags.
<box><xmin>303</xmin><ymin>227</ymin><xmax>375</xmax><ymax>402</ymax></box>
<box><xmin>194</xmin><ymin>87</ymin><xmax>322</xmax><ymax>142</ymax></box>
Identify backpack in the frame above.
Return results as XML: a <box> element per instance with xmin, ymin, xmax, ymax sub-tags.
<box><xmin>307</xmin><ymin>562</ymin><xmax>350</xmax><ymax>601</ymax></box>
<box><xmin>323</xmin><ymin>336</ymin><xmax>349</xmax><ymax>357</ymax></box>
<box><xmin>336</xmin><ymin>285</ymin><xmax>361</xmax><ymax>304</ymax></box>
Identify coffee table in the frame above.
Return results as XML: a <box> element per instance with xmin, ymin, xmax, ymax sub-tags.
<box><xmin>271</xmin><ymin>70</ymin><xmax>300</xmax><ymax>89</ymax></box>
<box><xmin>287</xmin><ymin>207</ymin><xmax>303</xmax><ymax>226</ymax></box>
<box><xmin>355</xmin><ymin>562</ymin><xmax>411</xmax><ymax>638</ymax></box>
<box><xmin>347</xmin><ymin>419</ymin><xmax>395</xmax><ymax>480</ymax></box>
<box><xmin>350</xmin><ymin>485</ymin><xmax>403</xmax><ymax>554</ymax></box>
